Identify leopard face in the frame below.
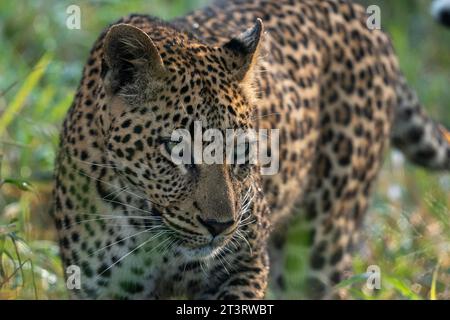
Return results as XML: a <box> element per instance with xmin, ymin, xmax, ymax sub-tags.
<box><xmin>99</xmin><ymin>23</ymin><xmax>263</xmax><ymax>259</ymax></box>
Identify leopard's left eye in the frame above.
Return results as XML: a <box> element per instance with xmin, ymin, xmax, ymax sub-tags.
<box><xmin>234</xmin><ymin>140</ymin><xmax>256</xmax><ymax>165</ymax></box>
<box><xmin>164</xmin><ymin>140</ymin><xmax>179</xmax><ymax>155</ymax></box>
<box><xmin>161</xmin><ymin>138</ymin><xmax>193</xmax><ymax>167</ymax></box>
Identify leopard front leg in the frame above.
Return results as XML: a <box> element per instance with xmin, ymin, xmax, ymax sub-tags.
<box><xmin>199</xmin><ymin>249</ymin><xmax>270</xmax><ymax>300</ymax></box>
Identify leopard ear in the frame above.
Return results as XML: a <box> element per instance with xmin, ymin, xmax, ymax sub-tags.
<box><xmin>222</xmin><ymin>19</ymin><xmax>264</xmax><ymax>81</ymax></box>
<box><xmin>103</xmin><ymin>24</ymin><xmax>166</xmax><ymax>95</ymax></box>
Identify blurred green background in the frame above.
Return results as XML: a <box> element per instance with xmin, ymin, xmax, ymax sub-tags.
<box><xmin>0</xmin><ymin>0</ymin><xmax>449</xmax><ymax>299</ymax></box>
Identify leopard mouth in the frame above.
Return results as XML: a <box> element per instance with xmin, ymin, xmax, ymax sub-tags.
<box><xmin>160</xmin><ymin>215</ymin><xmax>234</xmax><ymax>259</ymax></box>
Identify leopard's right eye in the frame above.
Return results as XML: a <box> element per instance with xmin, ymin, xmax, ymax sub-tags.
<box><xmin>164</xmin><ymin>140</ymin><xmax>179</xmax><ymax>155</ymax></box>
<box><xmin>157</xmin><ymin>137</ymin><xmax>179</xmax><ymax>155</ymax></box>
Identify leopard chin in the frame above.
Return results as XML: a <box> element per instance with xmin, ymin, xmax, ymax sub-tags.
<box><xmin>179</xmin><ymin>245</ymin><xmax>220</xmax><ymax>260</ymax></box>
<box><xmin>178</xmin><ymin>237</ymin><xmax>229</xmax><ymax>260</ymax></box>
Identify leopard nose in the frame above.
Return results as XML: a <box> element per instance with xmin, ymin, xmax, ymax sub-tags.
<box><xmin>197</xmin><ymin>217</ymin><xmax>234</xmax><ymax>237</ymax></box>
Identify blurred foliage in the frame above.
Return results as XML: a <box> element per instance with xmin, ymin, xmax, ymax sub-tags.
<box><xmin>0</xmin><ymin>0</ymin><xmax>449</xmax><ymax>299</ymax></box>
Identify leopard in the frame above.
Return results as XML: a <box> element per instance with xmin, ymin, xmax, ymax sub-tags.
<box><xmin>53</xmin><ymin>0</ymin><xmax>450</xmax><ymax>299</ymax></box>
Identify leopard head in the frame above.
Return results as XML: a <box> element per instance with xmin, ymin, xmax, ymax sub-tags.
<box><xmin>99</xmin><ymin>20</ymin><xmax>264</xmax><ymax>259</ymax></box>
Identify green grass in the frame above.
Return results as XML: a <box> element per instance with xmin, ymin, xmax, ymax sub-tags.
<box><xmin>0</xmin><ymin>0</ymin><xmax>449</xmax><ymax>300</ymax></box>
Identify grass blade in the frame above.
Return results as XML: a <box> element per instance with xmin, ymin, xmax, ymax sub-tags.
<box><xmin>0</xmin><ymin>53</ymin><xmax>52</xmax><ymax>136</ymax></box>
<box><xmin>430</xmin><ymin>262</ymin><xmax>440</xmax><ymax>300</ymax></box>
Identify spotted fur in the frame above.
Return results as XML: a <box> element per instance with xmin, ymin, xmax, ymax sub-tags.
<box><xmin>53</xmin><ymin>0</ymin><xmax>450</xmax><ymax>299</ymax></box>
